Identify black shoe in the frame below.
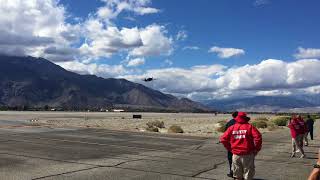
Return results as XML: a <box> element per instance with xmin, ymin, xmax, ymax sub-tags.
<box><xmin>227</xmin><ymin>172</ymin><xmax>233</xmax><ymax>178</ymax></box>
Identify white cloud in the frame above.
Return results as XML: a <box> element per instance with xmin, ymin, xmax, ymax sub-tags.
<box><xmin>294</xmin><ymin>47</ymin><xmax>320</xmax><ymax>59</ymax></box>
<box><xmin>254</xmin><ymin>0</ymin><xmax>270</xmax><ymax>6</ymax></box>
<box><xmin>183</xmin><ymin>46</ymin><xmax>200</xmax><ymax>51</ymax></box>
<box><xmin>97</xmin><ymin>0</ymin><xmax>160</xmax><ymax>22</ymax></box>
<box><xmin>134</xmin><ymin>7</ymin><xmax>160</xmax><ymax>15</ymax></box>
<box><xmin>303</xmin><ymin>85</ymin><xmax>320</xmax><ymax>94</ymax></box>
<box><xmin>129</xmin><ymin>24</ymin><xmax>173</xmax><ymax>57</ymax></box>
<box><xmin>0</xmin><ymin>0</ymin><xmax>168</xmax><ymax>62</ymax></box>
<box><xmin>120</xmin><ymin>59</ymin><xmax>320</xmax><ymax>100</ymax></box>
<box><xmin>209</xmin><ymin>46</ymin><xmax>245</xmax><ymax>58</ymax></box>
<box><xmin>176</xmin><ymin>30</ymin><xmax>188</xmax><ymax>41</ymax></box>
<box><xmin>122</xmin><ymin>65</ymin><xmax>225</xmax><ymax>94</ymax></box>
<box><xmin>56</xmin><ymin>61</ymin><xmax>127</xmax><ymax>78</ymax></box>
<box><xmin>0</xmin><ymin>0</ymin><xmax>80</xmax><ymax>60</ymax></box>
<box><xmin>127</xmin><ymin>58</ymin><xmax>145</xmax><ymax>67</ymax></box>
<box><xmin>80</xmin><ymin>20</ymin><xmax>143</xmax><ymax>60</ymax></box>
<box><xmin>256</xmin><ymin>90</ymin><xmax>292</xmax><ymax>96</ymax></box>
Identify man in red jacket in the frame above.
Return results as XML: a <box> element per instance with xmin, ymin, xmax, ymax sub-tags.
<box><xmin>220</xmin><ymin>112</ymin><xmax>262</xmax><ymax>180</ymax></box>
<box><xmin>288</xmin><ymin>115</ymin><xmax>306</xmax><ymax>158</ymax></box>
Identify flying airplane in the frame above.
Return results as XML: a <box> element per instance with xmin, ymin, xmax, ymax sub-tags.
<box><xmin>143</xmin><ymin>77</ymin><xmax>156</xmax><ymax>82</ymax></box>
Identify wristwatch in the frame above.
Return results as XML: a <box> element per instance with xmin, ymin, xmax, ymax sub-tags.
<box><xmin>313</xmin><ymin>164</ymin><xmax>320</xmax><ymax>168</ymax></box>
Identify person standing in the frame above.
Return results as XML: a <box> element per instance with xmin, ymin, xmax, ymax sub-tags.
<box><xmin>220</xmin><ymin>112</ymin><xmax>262</xmax><ymax>180</ymax></box>
<box><xmin>224</xmin><ymin>111</ymin><xmax>238</xmax><ymax>178</ymax></box>
<box><xmin>297</xmin><ymin>115</ymin><xmax>308</xmax><ymax>147</ymax></box>
<box><xmin>305</xmin><ymin>115</ymin><xmax>315</xmax><ymax>145</ymax></box>
<box><xmin>288</xmin><ymin>115</ymin><xmax>305</xmax><ymax>158</ymax></box>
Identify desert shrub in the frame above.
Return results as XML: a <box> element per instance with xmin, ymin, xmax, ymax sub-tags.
<box><xmin>272</xmin><ymin>116</ymin><xmax>290</xmax><ymax>126</ymax></box>
<box><xmin>146</xmin><ymin>126</ymin><xmax>159</xmax><ymax>132</ymax></box>
<box><xmin>146</xmin><ymin>120</ymin><xmax>165</xmax><ymax>128</ymax></box>
<box><xmin>251</xmin><ymin>121</ymin><xmax>268</xmax><ymax>128</ymax></box>
<box><xmin>253</xmin><ymin>117</ymin><xmax>269</xmax><ymax>122</ymax></box>
<box><xmin>168</xmin><ymin>125</ymin><xmax>184</xmax><ymax>133</ymax></box>
<box><xmin>310</xmin><ymin>114</ymin><xmax>320</xmax><ymax>120</ymax></box>
<box><xmin>216</xmin><ymin>120</ymin><xmax>227</xmax><ymax>133</ymax></box>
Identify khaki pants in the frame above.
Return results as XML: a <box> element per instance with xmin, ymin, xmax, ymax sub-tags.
<box><xmin>232</xmin><ymin>153</ymin><xmax>255</xmax><ymax>180</ymax></box>
<box><xmin>304</xmin><ymin>132</ymin><xmax>309</xmax><ymax>145</ymax></box>
<box><xmin>292</xmin><ymin>134</ymin><xmax>304</xmax><ymax>155</ymax></box>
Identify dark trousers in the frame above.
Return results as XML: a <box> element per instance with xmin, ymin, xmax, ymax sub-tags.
<box><xmin>227</xmin><ymin>151</ymin><xmax>233</xmax><ymax>173</ymax></box>
<box><xmin>310</xmin><ymin>129</ymin><xmax>314</xmax><ymax>140</ymax></box>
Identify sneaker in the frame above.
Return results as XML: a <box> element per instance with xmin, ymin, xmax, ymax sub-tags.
<box><xmin>291</xmin><ymin>153</ymin><xmax>295</xmax><ymax>158</ymax></box>
<box><xmin>300</xmin><ymin>154</ymin><xmax>306</xmax><ymax>158</ymax></box>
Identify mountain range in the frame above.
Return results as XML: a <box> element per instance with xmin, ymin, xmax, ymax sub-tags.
<box><xmin>0</xmin><ymin>55</ymin><xmax>207</xmax><ymax>112</ymax></box>
<box><xmin>203</xmin><ymin>96</ymin><xmax>320</xmax><ymax>112</ymax></box>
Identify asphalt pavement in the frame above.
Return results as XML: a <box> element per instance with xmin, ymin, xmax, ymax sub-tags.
<box><xmin>0</xmin><ymin>119</ymin><xmax>318</xmax><ymax>180</ymax></box>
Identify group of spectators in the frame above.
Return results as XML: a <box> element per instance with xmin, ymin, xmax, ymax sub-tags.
<box><xmin>219</xmin><ymin>112</ymin><xmax>316</xmax><ymax>180</ymax></box>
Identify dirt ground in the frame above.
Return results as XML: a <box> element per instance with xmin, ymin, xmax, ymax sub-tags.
<box><xmin>0</xmin><ymin>111</ymin><xmax>276</xmax><ymax>137</ymax></box>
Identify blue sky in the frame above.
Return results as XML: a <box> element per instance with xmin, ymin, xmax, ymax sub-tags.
<box><xmin>1</xmin><ymin>0</ymin><xmax>320</xmax><ymax>100</ymax></box>
<box><xmin>59</xmin><ymin>0</ymin><xmax>320</xmax><ymax>68</ymax></box>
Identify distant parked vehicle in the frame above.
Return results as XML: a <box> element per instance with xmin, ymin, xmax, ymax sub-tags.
<box><xmin>113</xmin><ymin>109</ymin><xmax>125</xmax><ymax>112</ymax></box>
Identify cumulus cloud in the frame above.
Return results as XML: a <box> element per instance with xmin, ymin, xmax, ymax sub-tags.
<box><xmin>80</xmin><ymin>21</ymin><xmax>143</xmax><ymax>59</ymax></box>
<box><xmin>294</xmin><ymin>47</ymin><xmax>320</xmax><ymax>59</ymax></box>
<box><xmin>209</xmin><ymin>46</ymin><xmax>245</xmax><ymax>58</ymax></box>
<box><xmin>97</xmin><ymin>0</ymin><xmax>160</xmax><ymax>21</ymax></box>
<box><xmin>129</xmin><ymin>25</ymin><xmax>173</xmax><ymax>57</ymax></box>
<box><xmin>0</xmin><ymin>0</ymin><xmax>170</xmax><ymax>62</ymax></box>
<box><xmin>0</xmin><ymin>0</ymin><xmax>80</xmax><ymax>60</ymax></box>
<box><xmin>122</xmin><ymin>65</ymin><xmax>225</xmax><ymax>94</ymax></box>
<box><xmin>127</xmin><ymin>58</ymin><xmax>145</xmax><ymax>67</ymax></box>
<box><xmin>120</xmin><ymin>59</ymin><xmax>320</xmax><ymax>99</ymax></box>
<box><xmin>56</xmin><ymin>61</ymin><xmax>127</xmax><ymax>78</ymax></box>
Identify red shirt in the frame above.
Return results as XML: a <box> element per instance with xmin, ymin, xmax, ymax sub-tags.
<box><xmin>220</xmin><ymin>118</ymin><xmax>262</xmax><ymax>155</ymax></box>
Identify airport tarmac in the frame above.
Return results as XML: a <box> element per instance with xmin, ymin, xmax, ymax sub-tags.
<box><xmin>0</xmin><ymin>115</ymin><xmax>318</xmax><ymax>180</ymax></box>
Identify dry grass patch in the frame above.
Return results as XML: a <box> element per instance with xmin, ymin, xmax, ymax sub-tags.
<box><xmin>146</xmin><ymin>126</ymin><xmax>159</xmax><ymax>132</ymax></box>
<box><xmin>272</xmin><ymin>116</ymin><xmax>290</xmax><ymax>126</ymax></box>
<box><xmin>251</xmin><ymin>120</ymin><xmax>268</xmax><ymax>129</ymax></box>
<box><xmin>168</xmin><ymin>125</ymin><xmax>184</xmax><ymax>133</ymax></box>
<box><xmin>146</xmin><ymin>120</ymin><xmax>165</xmax><ymax>128</ymax></box>
<box><xmin>216</xmin><ymin>120</ymin><xmax>227</xmax><ymax>133</ymax></box>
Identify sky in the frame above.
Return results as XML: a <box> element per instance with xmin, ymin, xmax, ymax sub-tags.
<box><xmin>1</xmin><ymin>0</ymin><xmax>320</xmax><ymax>101</ymax></box>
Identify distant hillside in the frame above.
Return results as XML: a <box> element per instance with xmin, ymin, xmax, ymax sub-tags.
<box><xmin>0</xmin><ymin>55</ymin><xmax>208</xmax><ymax>112</ymax></box>
<box><xmin>203</xmin><ymin>96</ymin><xmax>319</xmax><ymax>112</ymax></box>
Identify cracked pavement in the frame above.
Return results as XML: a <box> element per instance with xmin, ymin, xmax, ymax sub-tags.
<box><xmin>0</xmin><ymin>116</ymin><xmax>318</xmax><ymax>180</ymax></box>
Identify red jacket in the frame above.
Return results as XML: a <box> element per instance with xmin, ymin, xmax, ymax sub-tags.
<box><xmin>288</xmin><ymin>118</ymin><xmax>305</xmax><ymax>138</ymax></box>
<box><xmin>220</xmin><ymin>116</ymin><xmax>262</xmax><ymax>155</ymax></box>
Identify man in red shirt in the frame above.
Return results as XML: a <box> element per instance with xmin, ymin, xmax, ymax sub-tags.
<box><xmin>220</xmin><ymin>112</ymin><xmax>262</xmax><ymax>180</ymax></box>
